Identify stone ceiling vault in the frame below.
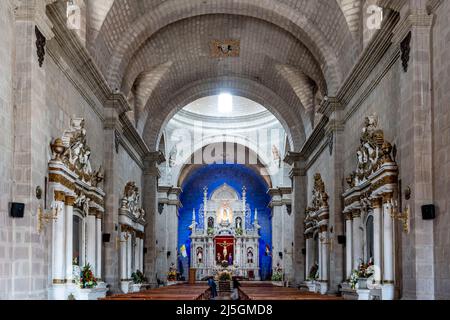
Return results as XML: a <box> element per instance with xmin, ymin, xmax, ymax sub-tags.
<box><xmin>75</xmin><ymin>0</ymin><xmax>374</xmax><ymax>151</ymax></box>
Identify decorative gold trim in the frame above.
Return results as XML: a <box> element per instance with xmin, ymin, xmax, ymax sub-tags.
<box><xmin>382</xmin><ymin>192</ymin><xmax>394</xmax><ymax>204</ymax></box>
<box><xmin>371</xmin><ymin>198</ymin><xmax>382</xmax><ymax>208</ymax></box>
<box><xmin>65</xmin><ymin>196</ymin><xmax>76</xmax><ymax>206</ymax></box>
<box><xmin>52</xmin><ymin>279</ymin><xmax>66</xmax><ymax>284</ymax></box>
<box><xmin>54</xmin><ymin>191</ymin><xmax>66</xmax><ymax>202</ymax></box>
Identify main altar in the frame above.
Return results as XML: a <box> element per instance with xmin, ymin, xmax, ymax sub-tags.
<box><xmin>189</xmin><ymin>184</ymin><xmax>261</xmax><ymax>280</ymax></box>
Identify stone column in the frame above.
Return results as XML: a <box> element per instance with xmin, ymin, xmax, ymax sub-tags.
<box><xmin>394</xmin><ymin>1</ymin><xmax>435</xmax><ymax>299</ymax></box>
<box><xmin>344</xmin><ymin>213</ymin><xmax>353</xmax><ymax>279</ymax></box>
<box><xmin>96</xmin><ymin>215</ymin><xmax>102</xmax><ymax>280</ymax></box>
<box><xmin>102</xmin><ymin>112</ymin><xmax>123</xmax><ymax>292</ymax></box>
<box><xmin>325</xmin><ymin>112</ymin><xmax>346</xmax><ymax>293</ymax></box>
<box><xmin>305</xmin><ymin>235</ymin><xmax>313</xmax><ymax>279</ymax></box>
<box><xmin>371</xmin><ymin>197</ymin><xmax>382</xmax><ymax>283</ymax></box>
<box><xmin>382</xmin><ymin>193</ymin><xmax>395</xmax><ymax>300</ymax></box>
<box><xmin>127</xmin><ymin>234</ymin><xmax>133</xmax><ymax>279</ymax></box>
<box><xmin>320</xmin><ymin>229</ymin><xmax>329</xmax><ymax>294</ymax></box>
<box><xmin>86</xmin><ymin>211</ymin><xmax>97</xmax><ymax>274</ymax></box>
<box><xmin>12</xmin><ymin>0</ymin><xmax>54</xmax><ymax>299</ymax></box>
<box><xmin>268</xmin><ymin>189</ymin><xmax>283</xmax><ymax>274</ymax></box>
<box><xmin>119</xmin><ymin>230</ymin><xmax>128</xmax><ymax>293</ymax></box>
<box><xmin>284</xmin><ymin>152</ymin><xmax>307</xmax><ymax>286</ymax></box>
<box><xmin>143</xmin><ymin>151</ymin><xmax>165</xmax><ymax>286</ymax></box>
<box><xmin>167</xmin><ymin>188</ymin><xmax>182</xmax><ymax>272</ymax></box>
<box><xmin>352</xmin><ymin>210</ymin><xmax>363</xmax><ymax>269</ymax></box>
<box><xmin>65</xmin><ymin>196</ymin><xmax>76</xmax><ymax>283</ymax></box>
<box><xmin>52</xmin><ymin>191</ymin><xmax>66</xmax><ymax>285</ymax></box>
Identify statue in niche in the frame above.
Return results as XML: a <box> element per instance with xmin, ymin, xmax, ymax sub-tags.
<box><xmin>235</xmin><ymin>217</ymin><xmax>242</xmax><ymax>230</ymax></box>
<box><xmin>169</xmin><ymin>145</ymin><xmax>178</xmax><ymax>168</ymax></box>
<box><xmin>219</xmin><ymin>205</ymin><xmax>232</xmax><ymax>224</ymax></box>
<box><xmin>90</xmin><ymin>166</ymin><xmax>104</xmax><ymax>188</ymax></box>
<box><xmin>217</xmin><ymin>253</ymin><xmax>222</xmax><ymax>264</ymax></box>
<box><xmin>208</xmin><ymin>217</ymin><xmax>214</xmax><ymax>229</ymax></box>
<box><xmin>272</xmin><ymin>145</ymin><xmax>281</xmax><ymax>168</ymax></box>
<box><xmin>197</xmin><ymin>247</ymin><xmax>203</xmax><ymax>264</ymax></box>
<box><xmin>247</xmin><ymin>248</ymin><xmax>254</xmax><ymax>264</ymax></box>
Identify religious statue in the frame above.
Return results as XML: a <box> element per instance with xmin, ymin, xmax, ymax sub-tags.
<box><xmin>169</xmin><ymin>145</ymin><xmax>178</xmax><ymax>168</ymax></box>
<box><xmin>197</xmin><ymin>247</ymin><xmax>203</xmax><ymax>264</ymax></box>
<box><xmin>228</xmin><ymin>253</ymin><xmax>233</xmax><ymax>266</ymax></box>
<box><xmin>235</xmin><ymin>217</ymin><xmax>242</xmax><ymax>230</ymax></box>
<box><xmin>272</xmin><ymin>145</ymin><xmax>281</xmax><ymax>168</ymax></box>
<box><xmin>218</xmin><ymin>241</ymin><xmax>231</xmax><ymax>262</ymax></box>
<box><xmin>219</xmin><ymin>205</ymin><xmax>232</xmax><ymax>224</ymax></box>
<box><xmin>208</xmin><ymin>217</ymin><xmax>214</xmax><ymax>229</ymax></box>
<box><xmin>217</xmin><ymin>253</ymin><xmax>222</xmax><ymax>264</ymax></box>
<box><xmin>247</xmin><ymin>248</ymin><xmax>254</xmax><ymax>264</ymax></box>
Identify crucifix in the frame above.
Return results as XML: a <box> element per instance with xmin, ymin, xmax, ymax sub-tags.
<box><xmin>217</xmin><ymin>241</ymin><xmax>232</xmax><ymax>261</ymax></box>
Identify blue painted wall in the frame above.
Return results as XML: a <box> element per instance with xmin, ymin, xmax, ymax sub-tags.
<box><xmin>177</xmin><ymin>164</ymin><xmax>272</xmax><ymax>280</ymax></box>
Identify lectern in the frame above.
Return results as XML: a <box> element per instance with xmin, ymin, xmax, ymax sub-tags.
<box><xmin>189</xmin><ymin>268</ymin><xmax>197</xmax><ymax>284</ymax></box>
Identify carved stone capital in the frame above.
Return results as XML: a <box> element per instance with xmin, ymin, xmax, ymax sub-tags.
<box><xmin>65</xmin><ymin>196</ymin><xmax>76</xmax><ymax>206</ymax></box>
<box><xmin>371</xmin><ymin>197</ymin><xmax>383</xmax><ymax>209</ymax></box>
<box><xmin>352</xmin><ymin>210</ymin><xmax>361</xmax><ymax>219</ymax></box>
<box><xmin>54</xmin><ymin>190</ymin><xmax>66</xmax><ymax>202</ymax></box>
<box><xmin>383</xmin><ymin>192</ymin><xmax>394</xmax><ymax>204</ymax></box>
<box><xmin>284</xmin><ymin>151</ymin><xmax>303</xmax><ymax>166</ymax></box>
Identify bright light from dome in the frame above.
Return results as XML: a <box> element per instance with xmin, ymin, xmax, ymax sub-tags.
<box><xmin>218</xmin><ymin>93</ymin><xmax>233</xmax><ymax>113</ymax></box>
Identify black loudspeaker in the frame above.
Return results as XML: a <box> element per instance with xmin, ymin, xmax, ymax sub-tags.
<box><xmin>10</xmin><ymin>203</ymin><xmax>25</xmax><ymax>218</ymax></box>
<box><xmin>422</xmin><ymin>204</ymin><xmax>436</xmax><ymax>220</ymax></box>
<box><xmin>144</xmin><ymin>248</ymin><xmax>148</xmax><ymax>254</ymax></box>
<box><xmin>301</xmin><ymin>248</ymin><xmax>306</xmax><ymax>255</ymax></box>
<box><xmin>102</xmin><ymin>233</ymin><xmax>111</xmax><ymax>243</ymax></box>
<box><xmin>337</xmin><ymin>235</ymin><xmax>346</xmax><ymax>245</ymax></box>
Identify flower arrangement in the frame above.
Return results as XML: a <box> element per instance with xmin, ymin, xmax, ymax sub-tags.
<box><xmin>207</xmin><ymin>227</ymin><xmax>215</xmax><ymax>235</ymax></box>
<box><xmin>235</xmin><ymin>228</ymin><xmax>243</xmax><ymax>236</ymax></box>
<box><xmin>272</xmin><ymin>264</ymin><xmax>283</xmax><ymax>281</ymax></box>
<box><xmin>349</xmin><ymin>259</ymin><xmax>375</xmax><ymax>289</ymax></box>
<box><xmin>131</xmin><ymin>270</ymin><xmax>147</xmax><ymax>284</ymax></box>
<box><xmin>80</xmin><ymin>264</ymin><xmax>97</xmax><ymax>289</ymax></box>
<box><xmin>218</xmin><ymin>270</ymin><xmax>232</xmax><ymax>281</ymax></box>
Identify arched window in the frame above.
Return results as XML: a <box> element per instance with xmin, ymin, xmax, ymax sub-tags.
<box><xmin>366</xmin><ymin>215</ymin><xmax>374</xmax><ymax>262</ymax></box>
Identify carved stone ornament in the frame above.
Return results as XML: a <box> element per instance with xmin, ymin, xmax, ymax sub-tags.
<box><xmin>210</xmin><ymin>39</ymin><xmax>240</xmax><ymax>58</ymax></box>
<box><xmin>345</xmin><ymin>115</ymin><xmax>396</xmax><ymax>188</ymax></box>
<box><xmin>327</xmin><ymin>132</ymin><xmax>334</xmax><ymax>156</ymax></box>
<box><xmin>401</xmin><ymin>32</ymin><xmax>412</xmax><ymax>73</ymax></box>
<box><xmin>304</xmin><ymin>173</ymin><xmax>329</xmax><ymax>237</ymax></box>
<box><xmin>121</xmin><ymin>182</ymin><xmax>145</xmax><ymax>221</ymax></box>
<box><xmin>50</xmin><ymin>118</ymin><xmax>104</xmax><ymax>187</ymax></box>
<box><xmin>35</xmin><ymin>26</ymin><xmax>46</xmax><ymax>68</ymax></box>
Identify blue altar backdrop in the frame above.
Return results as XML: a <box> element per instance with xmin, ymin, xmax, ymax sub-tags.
<box><xmin>177</xmin><ymin>164</ymin><xmax>273</xmax><ymax>280</ymax></box>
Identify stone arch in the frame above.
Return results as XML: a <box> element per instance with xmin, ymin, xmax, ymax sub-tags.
<box><xmin>92</xmin><ymin>0</ymin><xmax>356</xmax><ymax>95</ymax></box>
<box><xmin>142</xmin><ymin>76</ymin><xmax>306</xmax><ymax>152</ymax></box>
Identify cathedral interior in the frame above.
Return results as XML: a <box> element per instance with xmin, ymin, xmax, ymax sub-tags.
<box><xmin>0</xmin><ymin>0</ymin><xmax>449</xmax><ymax>301</ymax></box>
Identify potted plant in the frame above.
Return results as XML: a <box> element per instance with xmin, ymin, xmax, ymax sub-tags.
<box><xmin>130</xmin><ymin>270</ymin><xmax>147</xmax><ymax>293</ymax></box>
<box><xmin>167</xmin><ymin>263</ymin><xmax>178</xmax><ymax>284</ymax></box>
<box><xmin>350</xmin><ymin>260</ymin><xmax>375</xmax><ymax>290</ymax></box>
<box><xmin>271</xmin><ymin>264</ymin><xmax>284</xmax><ymax>286</ymax></box>
<box><xmin>75</xmin><ymin>264</ymin><xmax>107</xmax><ymax>300</ymax></box>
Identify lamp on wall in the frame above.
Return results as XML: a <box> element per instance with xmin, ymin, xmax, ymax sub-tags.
<box><xmin>391</xmin><ymin>202</ymin><xmax>409</xmax><ymax>234</ymax></box>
